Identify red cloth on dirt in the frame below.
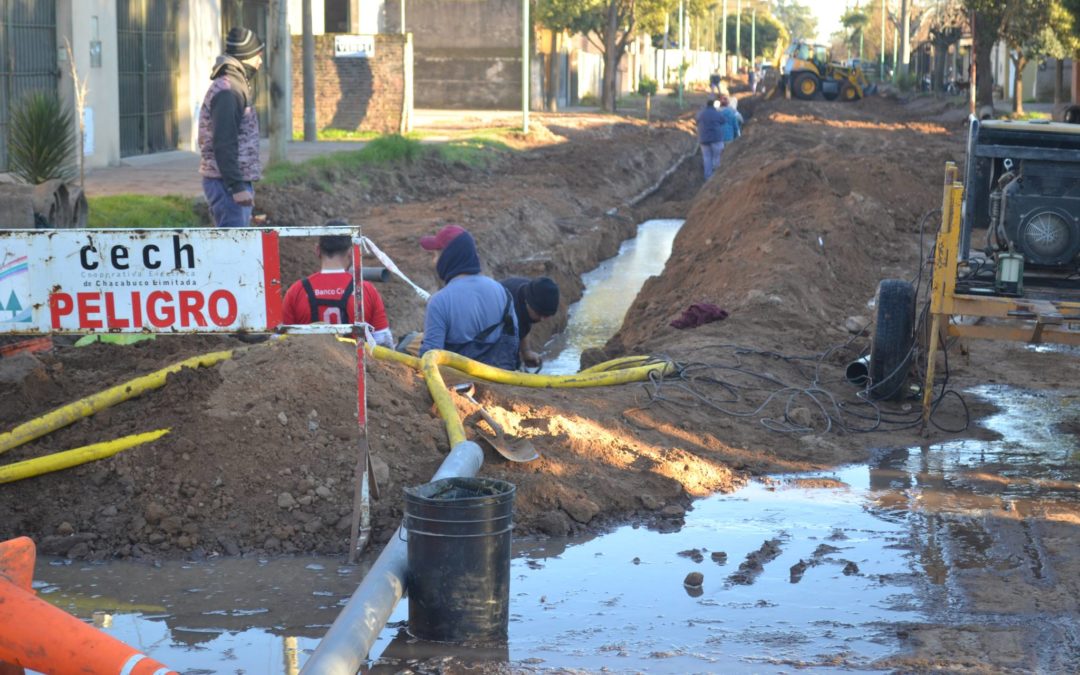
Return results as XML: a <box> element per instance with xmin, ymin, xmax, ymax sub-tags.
<box><xmin>282</xmin><ymin>271</ymin><xmax>389</xmax><ymax>328</ymax></box>
<box><xmin>669</xmin><ymin>303</ymin><xmax>729</xmax><ymax>329</ymax></box>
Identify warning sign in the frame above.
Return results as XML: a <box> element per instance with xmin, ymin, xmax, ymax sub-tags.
<box><xmin>0</xmin><ymin>229</ymin><xmax>283</xmax><ymax>334</ymax></box>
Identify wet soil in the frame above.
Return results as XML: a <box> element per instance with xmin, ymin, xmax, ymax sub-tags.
<box><xmin>3</xmin><ymin>92</ymin><xmax>1080</xmax><ymax>671</ymax></box>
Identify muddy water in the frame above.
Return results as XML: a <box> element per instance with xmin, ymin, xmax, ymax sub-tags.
<box><xmin>28</xmin><ymin>384</ymin><xmax>1079</xmax><ymax>672</ymax></box>
<box><xmin>543</xmin><ymin>218</ymin><xmax>684</xmax><ymax>374</ymax></box>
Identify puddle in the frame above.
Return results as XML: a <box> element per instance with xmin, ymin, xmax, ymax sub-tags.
<box><xmin>543</xmin><ymin>218</ymin><xmax>683</xmax><ymax>374</ymax></box>
<box><xmin>26</xmin><ymin>385</ymin><xmax>1078</xmax><ymax>672</ymax></box>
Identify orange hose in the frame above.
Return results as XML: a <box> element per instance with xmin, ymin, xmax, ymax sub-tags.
<box><xmin>0</xmin><ymin>537</ymin><xmax>177</xmax><ymax>675</ymax></box>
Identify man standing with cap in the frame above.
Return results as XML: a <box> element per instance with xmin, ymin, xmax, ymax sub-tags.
<box><xmin>419</xmin><ymin>225</ymin><xmax>519</xmax><ymax>370</ymax></box>
<box><xmin>500</xmin><ymin>276</ymin><xmax>559</xmax><ymax>369</ymax></box>
<box><xmin>199</xmin><ymin>26</ymin><xmax>264</xmax><ymax>227</ymax></box>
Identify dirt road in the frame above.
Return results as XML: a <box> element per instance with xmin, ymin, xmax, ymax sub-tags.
<box><xmin>2</xmin><ymin>92</ymin><xmax>1078</xmax><ymax>671</ymax></box>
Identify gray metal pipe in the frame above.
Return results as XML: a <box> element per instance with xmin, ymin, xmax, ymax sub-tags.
<box><xmin>362</xmin><ymin>266</ymin><xmax>389</xmax><ymax>283</ymax></box>
<box><xmin>300</xmin><ymin>440</ymin><xmax>485</xmax><ymax>675</ymax></box>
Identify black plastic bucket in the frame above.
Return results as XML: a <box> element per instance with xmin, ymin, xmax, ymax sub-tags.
<box><xmin>403</xmin><ymin>476</ymin><xmax>516</xmax><ymax>643</ymax></box>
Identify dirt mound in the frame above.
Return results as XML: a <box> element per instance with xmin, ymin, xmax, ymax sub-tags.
<box><xmin>3</xmin><ymin>96</ymin><xmax>1074</xmax><ymax>564</ymax></box>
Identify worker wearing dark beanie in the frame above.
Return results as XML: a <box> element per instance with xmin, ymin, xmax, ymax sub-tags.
<box><xmin>501</xmin><ymin>275</ymin><xmax>561</xmax><ymax>369</ymax></box>
<box><xmin>226</xmin><ymin>27</ymin><xmax>263</xmax><ymax>60</ymax></box>
<box><xmin>198</xmin><ymin>26</ymin><xmax>264</xmax><ymax>227</ymax></box>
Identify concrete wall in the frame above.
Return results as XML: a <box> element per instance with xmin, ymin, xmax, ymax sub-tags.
<box><xmin>291</xmin><ymin>34</ymin><xmax>409</xmax><ymax>134</ymax></box>
<box><xmin>180</xmin><ymin>0</ymin><xmax>223</xmax><ymax>154</ymax></box>
<box><xmin>386</xmin><ymin>0</ymin><xmax>523</xmax><ymax>109</ymax></box>
<box><xmin>58</xmin><ymin>0</ymin><xmax>121</xmax><ymax>170</ymax></box>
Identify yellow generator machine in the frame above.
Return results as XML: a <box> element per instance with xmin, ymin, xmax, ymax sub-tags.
<box><xmin>782</xmin><ymin>41</ymin><xmax>876</xmax><ymax>101</ymax></box>
<box><xmin>866</xmin><ymin>118</ymin><xmax>1080</xmax><ymax>427</ymax></box>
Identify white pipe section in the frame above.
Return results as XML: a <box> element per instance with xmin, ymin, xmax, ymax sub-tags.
<box><xmin>300</xmin><ymin>441</ymin><xmax>485</xmax><ymax>675</ymax></box>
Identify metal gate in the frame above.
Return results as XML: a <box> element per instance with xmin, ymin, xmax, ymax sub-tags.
<box><xmin>0</xmin><ymin>1</ymin><xmax>58</xmax><ymax>171</ymax></box>
<box><xmin>222</xmin><ymin>0</ymin><xmax>270</xmax><ymax>136</ymax></box>
<box><xmin>117</xmin><ymin>0</ymin><xmax>179</xmax><ymax>157</ymax></box>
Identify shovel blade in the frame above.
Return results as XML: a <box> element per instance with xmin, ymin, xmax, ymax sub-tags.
<box><xmin>476</xmin><ymin>431</ymin><xmax>540</xmax><ymax>463</ymax></box>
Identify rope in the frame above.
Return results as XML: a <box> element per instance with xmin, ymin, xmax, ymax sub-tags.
<box><xmin>360</xmin><ymin>236</ymin><xmax>431</xmax><ymax>301</ymax></box>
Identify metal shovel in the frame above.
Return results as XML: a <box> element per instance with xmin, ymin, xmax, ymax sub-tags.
<box><xmin>450</xmin><ymin>383</ymin><xmax>540</xmax><ymax>463</ymax></box>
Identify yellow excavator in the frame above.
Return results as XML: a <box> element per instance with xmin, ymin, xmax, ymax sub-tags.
<box><xmin>780</xmin><ymin>41</ymin><xmax>875</xmax><ymax>101</ymax></box>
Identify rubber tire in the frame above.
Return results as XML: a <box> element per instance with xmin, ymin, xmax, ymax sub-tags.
<box><xmin>792</xmin><ymin>73</ymin><xmax>819</xmax><ymax>100</ymax></box>
<box><xmin>869</xmin><ymin>279</ymin><xmax>916</xmax><ymax>401</ymax></box>
<box><xmin>841</xmin><ymin>82</ymin><xmax>860</xmax><ymax>101</ymax></box>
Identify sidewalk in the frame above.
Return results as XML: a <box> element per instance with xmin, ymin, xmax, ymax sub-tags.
<box><xmin>82</xmin><ymin>140</ymin><xmax>365</xmax><ymax>198</ymax></box>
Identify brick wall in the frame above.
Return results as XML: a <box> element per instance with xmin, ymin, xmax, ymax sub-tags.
<box><xmin>291</xmin><ymin>34</ymin><xmax>408</xmax><ymax>134</ymax></box>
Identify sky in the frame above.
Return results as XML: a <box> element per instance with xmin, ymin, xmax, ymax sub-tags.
<box><xmin>810</xmin><ymin>0</ymin><xmax>853</xmax><ymax>41</ymax></box>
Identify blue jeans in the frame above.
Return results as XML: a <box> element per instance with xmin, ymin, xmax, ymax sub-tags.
<box><xmin>701</xmin><ymin>142</ymin><xmax>725</xmax><ymax>180</ymax></box>
<box><xmin>203</xmin><ymin>177</ymin><xmax>253</xmax><ymax>228</ymax></box>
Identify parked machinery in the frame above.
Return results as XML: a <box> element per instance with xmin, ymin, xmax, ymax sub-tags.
<box><xmin>867</xmin><ymin>118</ymin><xmax>1080</xmax><ymax>419</ymax></box>
<box><xmin>782</xmin><ymin>41</ymin><xmax>876</xmax><ymax>102</ymax></box>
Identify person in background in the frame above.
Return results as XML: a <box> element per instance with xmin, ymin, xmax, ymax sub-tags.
<box><xmin>199</xmin><ymin>26</ymin><xmax>264</xmax><ymax>228</ymax></box>
<box><xmin>709</xmin><ymin>72</ymin><xmax>723</xmax><ymax>96</ymax></box>
<box><xmin>696</xmin><ymin>97</ymin><xmax>732</xmax><ymax>180</ymax></box>
<box><xmin>723</xmin><ymin>93</ymin><xmax>744</xmax><ymax>137</ymax></box>
<box><xmin>500</xmin><ymin>276</ymin><xmax>560</xmax><ymax>369</ymax></box>
<box><xmin>281</xmin><ymin>231</ymin><xmax>394</xmax><ymax>348</ymax></box>
<box><xmin>419</xmin><ymin>225</ymin><xmax>519</xmax><ymax>369</ymax></box>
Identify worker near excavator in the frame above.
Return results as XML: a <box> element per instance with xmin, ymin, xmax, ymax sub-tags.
<box><xmin>500</xmin><ymin>276</ymin><xmax>560</xmax><ymax>369</ymax></box>
<box><xmin>198</xmin><ymin>26</ymin><xmax>264</xmax><ymax>228</ymax></box>
<box><xmin>419</xmin><ymin>225</ymin><xmax>520</xmax><ymax>369</ymax></box>
<box><xmin>281</xmin><ymin>230</ymin><xmax>395</xmax><ymax>348</ymax></box>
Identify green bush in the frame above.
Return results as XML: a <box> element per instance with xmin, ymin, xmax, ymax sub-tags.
<box><xmin>8</xmin><ymin>91</ymin><xmax>75</xmax><ymax>184</ymax></box>
<box><xmin>638</xmin><ymin>76</ymin><xmax>658</xmax><ymax>96</ymax></box>
<box><xmin>894</xmin><ymin>72</ymin><xmax>919</xmax><ymax>93</ymax></box>
<box><xmin>579</xmin><ymin>93</ymin><xmax>600</xmax><ymax>107</ymax></box>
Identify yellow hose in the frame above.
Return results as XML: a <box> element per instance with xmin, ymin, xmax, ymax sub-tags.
<box><xmin>366</xmin><ymin>346</ymin><xmax>675</xmax><ymax>448</ymax></box>
<box><xmin>0</xmin><ymin>429</ymin><xmax>170</xmax><ymax>484</ymax></box>
<box><xmin>0</xmin><ymin>350</ymin><xmax>232</xmax><ymax>456</ymax></box>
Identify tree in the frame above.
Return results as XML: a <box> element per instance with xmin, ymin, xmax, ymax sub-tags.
<box><xmin>1046</xmin><ymin>1</ymin><xmax>1080</xmax><ymax>104</ymax></box>
<box><xmin>963</xmin><ymin>0</ymin><xmax>1007</xmax><ymax>110</ymax></box>
<box><xmin>1000</xmin><ymin>0</ymin><xmax>1054</xmax><ymax>114</ymax></box>
<box><xmin>536</xmin><ymin>0</ymin><xmax>585</xmax><ymax>111</ymax></box>
<box><xmin>841</xmin><ymin>5</ymin><xmax>870</xmax><ymax>61</ymax></box>
<box><xmin>572</xmin><ymin>0</ymin><xmax>673</xmax><ymax>112</ymax></box>
<box><xmin>772</xmin><ymin>0</ymin><xmax>817</xmax><ymax>42</ymax></box>
<box><xmin>722</xmin><ymin>6</ymin><xmax>788</xmax><ymax>60</ymax></box>
<box><xmin>926</xmin><ymin>1</ymin><xmax>967</xmax><ymax>95</ymax></box>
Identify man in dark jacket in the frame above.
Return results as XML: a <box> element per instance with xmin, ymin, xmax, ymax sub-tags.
<box><xmin>419</xmin><ymin>225</ymin><xmax>520</xmax><ymax>370</ymax></box>
<box><xmin>695</xmin><ymin>97</ymin><xmax>739</xmax><ymax>180</ymax></box>
<box><xmin>500</xmin><ymin>276</ymin><xmax>559</xmax><ymax>369</ymax></box>
<box><xmin>198</xmin><ymin>27</ymin><xmax>264</xmax><ymax>227</ymax></box>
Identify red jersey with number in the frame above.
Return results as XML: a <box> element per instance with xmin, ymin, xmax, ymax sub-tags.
<box><xmin>281</xmin><ymin>271</ymin><xmax>389</xmax><ymax>329</ymax></box>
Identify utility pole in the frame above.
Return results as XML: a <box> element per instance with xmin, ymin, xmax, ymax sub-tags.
<box><xmin>400</xmin><ymin>0</ymin><xmax>406</xmax><ymax>33</ymax></box>
<box><xmin>880</xmin><ymin>0</ymin><xmax>886</xmax><ymax>79</ymax></box>
<box><xmin>268</xmin><ymin>0</ymin><xmax>289</xmax><ymax>165</ymax></box>
<box><xmin>899</xmin><ymin>0</ymin><xmax>910</xmax><ymax>78</ymax></box>
<box><xmin>662</xmin><ymin>12</ymin><xmax>669</xmax><ymax>86</ymax></box>
<box><xmin>678</xmin><ymin>0</ymin><xmax>684</xmax><ymax>108</ymax></box>
<box><xmin>735</xmin><ymin>0</ymin><xmax>741</xmax><ymax>73</ymax></box>
<box><xmin>522</xmin><ymin>0</ymin><xmax>529</xmax><ymax>132</ymax></box>
<box><xmin>721</xmin><ymin>0</ymin><xmax>727</xmax><ymax>77</ymax></box>
<box><xmin>302</xmin><ymin>0</ymin><xmax>316</xmax><ymax>142</ymax></box>
<box><xmin>751</xmin><ymin>4</ymin><xmax>756</xmax><ymax>69</ymax></box>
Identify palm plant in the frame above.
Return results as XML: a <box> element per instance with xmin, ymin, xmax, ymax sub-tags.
<box><xmin>8</xmin><ymin>91</ymin><xmax>75</xmax><ymax>184</ymax></box>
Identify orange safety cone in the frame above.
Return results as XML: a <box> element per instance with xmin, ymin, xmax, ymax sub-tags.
<box><xmin>0</xmin><ymin>537</ymin><xmax>177</xmax><ymax>675</ymax></box>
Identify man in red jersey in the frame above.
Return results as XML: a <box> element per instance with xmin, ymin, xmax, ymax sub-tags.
<box><xmin>281</xmin><ymin>234</ymin><xmax>394</xmax><ymax>348</ymax></box>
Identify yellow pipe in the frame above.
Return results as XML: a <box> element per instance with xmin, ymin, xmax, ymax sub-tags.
<box><xmin>406</xmin><ymin>348</ymin><xmax>675</xmax><ymax>448</ymax></box>
<box><xmin>0</xmin><ymin>350</ymin><xmax>232</xmax><ymax>456</ymax></box>
<box><xmin>0</xmin><ymin>429</ymin><xmax>170</xmax><ymax>484</ymax></box>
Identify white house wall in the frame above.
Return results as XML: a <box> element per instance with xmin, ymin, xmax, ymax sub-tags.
<box><xmin>60</xmin><ymin>0</ymin><xmax>121</xmax><ymax>170</ymax></box>
<box><xmin>181</xmin><ymin>0</ymin><xmax>223</xmax><ymax>154</ymax></box>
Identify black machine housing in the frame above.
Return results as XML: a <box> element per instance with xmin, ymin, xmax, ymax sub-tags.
<box><xmin>962</xmin><ymin>119</ymin><xmax>1080</xmax><ymax>289</ymax></box>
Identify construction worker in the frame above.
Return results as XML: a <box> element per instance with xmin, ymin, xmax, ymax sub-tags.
<box><xmin>419</xmin><ymin>225</ymin><xmax>519</xmax><ymax>369</ymax></box>
<box><xmin>198</xmin><ymin>26</ymin><xmax>264</xmax><ymax>228</ymax></box>
<box><xmin>500</xmin><ymin>276</ymin><xmax>559</xmax><ymax>369</ymax></box>
<box><xmin>281</xmin><ymin>232</ymin><xmax>394</xmax><ymax>348</ymax></box>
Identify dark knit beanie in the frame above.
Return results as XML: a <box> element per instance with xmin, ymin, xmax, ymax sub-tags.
<box><xmin>526</xmin><ymin>277</ymin><xmax>559</xmax><ymax>316</ymax></box>
<box><xmin>226</xmin><ymin>27</ymin><xmax>263</xmax><ymax>60</ymax></box>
